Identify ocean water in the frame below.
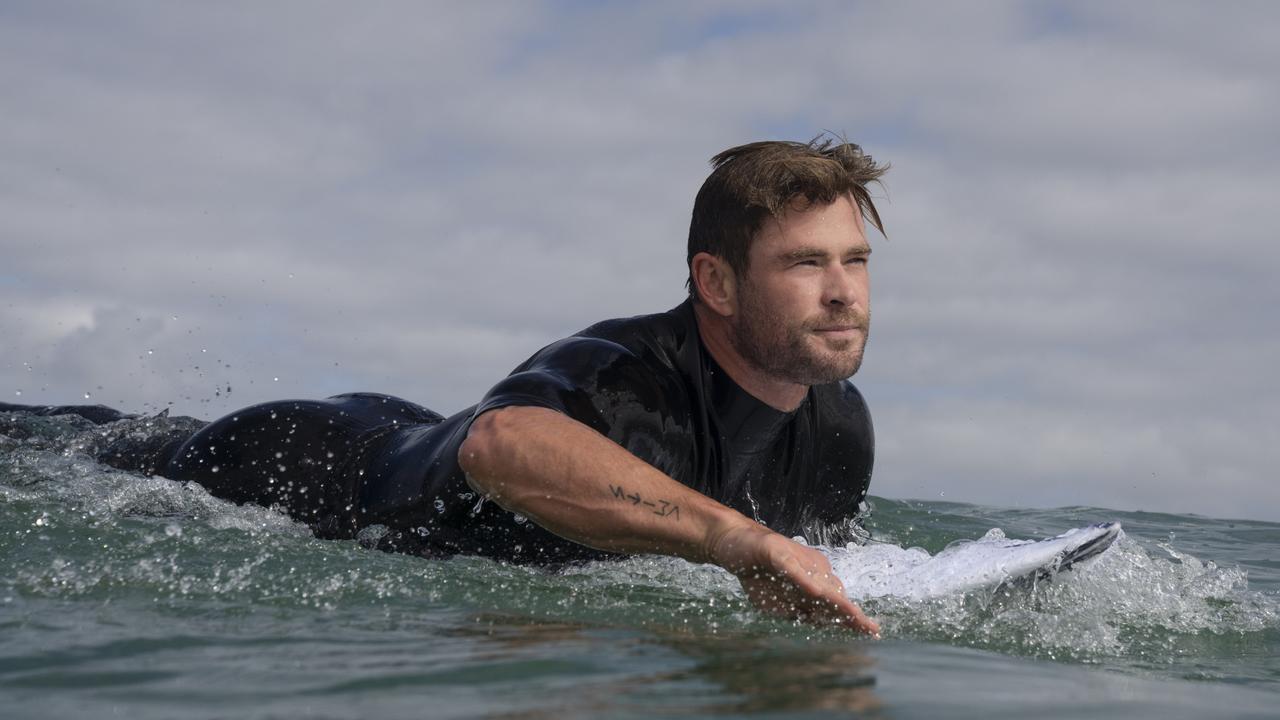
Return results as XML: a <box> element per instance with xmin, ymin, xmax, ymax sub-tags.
<box><xmin>2</xmin><ymin>411</ymin><xmax>1277</xmax><ymax>719</ymax></box>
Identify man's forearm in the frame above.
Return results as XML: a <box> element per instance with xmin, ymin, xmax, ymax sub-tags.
<box><xmin>458</xmin><ymin>405</ymin><xmax>879</xmax><ymax>633</ymax></box>
<box><xmin>457</xmin><ymin>405</ymin><xmax>750</xmax><ymax>562</ymax></box>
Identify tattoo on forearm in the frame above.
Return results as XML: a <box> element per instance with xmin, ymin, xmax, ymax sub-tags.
<box><xmin>609</xmin><ymin>483</ymin><xmax>681</xmax><ymax>520</ymax></box>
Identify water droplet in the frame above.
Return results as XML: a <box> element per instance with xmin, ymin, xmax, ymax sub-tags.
<box><xmin>165</xmin><ymin>523</ymin><xmax>182</xmax><ymax>538</ymax></box>
<box><xmin>13</xmin><ymin>390</ymin><xmax>20</xmax><ymax>397</ymax></box>
<box><xmin>433</xmin><ymin>499</ymin><xmax>446</xmax><ymax>513</ymax></box>
<box><xmin>211</xmin><ymin>466</ymin><xmax>220</xmax><ymax>473</ymax></box>
<box><xmin>357</xmin><ymin>524</ymin><xmax>389</xmax><ymax>548</ymax></box>
<box><xmin>273</xmin><ymin>377</ymin><xmax>280</xmax><ymax>382</ymax></box>
<box><xmin>83</xmin><ymin>392</ymin><xmax>91</xmax><ymax>399</ymax></box>
<box><xmin>513</xmin><ymin>513</ymin><xmax>527</xmax><ymax>525</ymax></box>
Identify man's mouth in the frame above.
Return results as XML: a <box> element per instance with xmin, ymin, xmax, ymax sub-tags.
<box><xmin>811</xmin><ymin>318</ymin><xmax>866</xmax><ymax>333</ymax></box>
<box><xmin>812</xmin><ymin>325</ymin><xmax>866</xmax><ymax>346</ymax></box>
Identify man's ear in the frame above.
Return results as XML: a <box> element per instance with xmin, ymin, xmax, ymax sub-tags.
<box><xmin>690</xmin><ymin>252</ymin><xmax>737</xmax><ymax>317</ymax></box>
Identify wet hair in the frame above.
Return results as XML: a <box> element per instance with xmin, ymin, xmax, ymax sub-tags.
<box><xmin>686</xmin><ymin>134</ymin><xmax>888</xmax><ymax>300</ymax></box>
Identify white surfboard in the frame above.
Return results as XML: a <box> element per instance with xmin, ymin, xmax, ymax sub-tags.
<box><xmin>825</xmin><ymin>522</ymin><xmax>1121</xmax><ymax>601</ymax></box>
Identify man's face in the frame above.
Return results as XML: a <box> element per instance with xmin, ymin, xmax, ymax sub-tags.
<box><xmin>729</xmin><ymin>194</ymin><xmax>871</xmax><ymax>386</ymax></box>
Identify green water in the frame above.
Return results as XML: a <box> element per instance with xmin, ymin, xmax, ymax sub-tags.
<box><xmin>2</xmin><ymin>412</ymin><xmax>1277</xmax><ymax>718</ymax></box>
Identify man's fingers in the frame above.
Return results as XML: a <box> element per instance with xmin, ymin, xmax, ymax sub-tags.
<box><xmin>798</xmin><ymin>563</ymin><xmax>879</xmax><ymax>635</ymax></box>
<box><xmin>800</xmin><ymin>584</ymin><xmax>879</xmax><ymax>634</ymax></box>
<box><xmin>825</xmin><ymin>597</ymin><xmax>880</xmax><ymax>636</ymax></box>
<box><xmin>723</xmin><ymin>530</ymin><xmax>880</xmax><ymax>635</ymax></box>
<box><xmin>765</xmin><ymin>551</ymin><xmax>880</xmax><ymax>635</ymax></box>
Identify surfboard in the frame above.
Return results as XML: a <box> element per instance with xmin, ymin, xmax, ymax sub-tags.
<box><xmin>825</xmin><ymin>522</ymin><xmax>1122</xmax><ymax>601</ymax></box>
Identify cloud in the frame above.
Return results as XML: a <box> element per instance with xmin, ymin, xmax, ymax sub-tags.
<box><xmin>2</xmin><ymin>1</ymin><xmax>1276</xmax><ymax>521</ymax></box>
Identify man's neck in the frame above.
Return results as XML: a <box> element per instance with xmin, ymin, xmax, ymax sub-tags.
<box><xmin>691</xmin><ymin>301</ymin><xmax>809</xmax><ymax>412</ymax></box>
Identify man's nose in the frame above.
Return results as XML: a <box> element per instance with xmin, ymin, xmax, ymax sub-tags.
<box><xmin>823</xmin><ymin>265</ymin><xmax>860</xmax><ymax>307</ymax></box>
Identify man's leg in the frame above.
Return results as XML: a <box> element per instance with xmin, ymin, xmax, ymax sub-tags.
<box><xmin>162</xmin><ymin>394</ymin><xmax>443</xmax><ymax>537</ymax></box>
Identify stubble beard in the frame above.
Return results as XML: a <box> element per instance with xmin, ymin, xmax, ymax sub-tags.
<box><xmin>729</xmin><ymin>286</ymin><xmax>870</xmax><ymax>386</ymax></box>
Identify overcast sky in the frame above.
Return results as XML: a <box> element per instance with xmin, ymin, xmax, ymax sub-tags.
<box><xmin>3</xmin><ymin>1</ymin><xmax>1277</xmax><ymax>522</ymax></box>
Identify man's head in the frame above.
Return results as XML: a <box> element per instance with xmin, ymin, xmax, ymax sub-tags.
<box><xmin>686</xmin><ymin>136</ymin><xmax>887</xmax><ymax>302</ymax></box>
<box><xmin>688</xmin><ymin>137</ymin><xmax>888</xmax><ymax>390</ymax></box>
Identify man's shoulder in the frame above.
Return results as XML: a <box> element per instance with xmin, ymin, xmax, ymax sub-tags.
<box><xmin>573</xmin><ymin>301</ymin><xmax>693</xmax><ymax>353</ymax></box>
<box><xmin>483</xmin><ymin>302</ymin><xmax>698</xmax><ymax>431</ymax></box>
<box><xmin>540</xmin><ymin>300</ymin><xmax>695</xmax><ymax>375</ymax></box>
<box><xmin>506</xmin><ymin>300</ymin><xmax>696</xmax><ymax>385</ymax></box>
<box><xmin>809</xmin><ymin>379</ymin><xmax>874</xmax><ymax>437</ymax></box>
<box><xmin>812</xmin><ymin>379</ymin><xmax>869</xmax><ymax>412</ymax></box>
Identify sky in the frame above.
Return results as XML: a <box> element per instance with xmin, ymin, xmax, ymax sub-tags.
<box><xmin>2</xmin><ymin>1</ymin><xmax>1277</xmax><ymax>522</ymax></box>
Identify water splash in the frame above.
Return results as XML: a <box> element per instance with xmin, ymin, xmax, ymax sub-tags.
<box><xmin>2</xmin><ymin>410</ymin><xmax>1276</xmax><ymax>665</ymax></box>
<box><xmin>846</xmin><ymin>532</ymin><xmax>1274</xmax><ymax>662</ymax></box>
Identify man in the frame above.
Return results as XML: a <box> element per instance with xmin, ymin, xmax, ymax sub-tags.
<box><xmin>457</xmin><ymin>138</ymin><xmax>884</xmax><ymax>633</ymax></box>
<box><xmin>7</xmin><ymin>137</ymin><xmax>886</xmax><ymax>633</ymax></box>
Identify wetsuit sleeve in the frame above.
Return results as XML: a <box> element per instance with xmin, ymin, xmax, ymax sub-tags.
<box><xmin>472</xmin><ymin>336</ymin><xmax>679</xmax><ymax>440</ymax></box>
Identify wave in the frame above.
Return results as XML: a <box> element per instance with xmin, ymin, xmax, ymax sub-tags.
<box><xmin>3</xmin><ymin>409</ymin><xmax>1277</xmax><ymax>676</ymax></box>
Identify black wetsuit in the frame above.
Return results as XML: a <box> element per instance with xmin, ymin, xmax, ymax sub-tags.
<box><xmin>15</xmin><ymin>300</ymin><xmax>875</xmax><ymax>563</ymax></box>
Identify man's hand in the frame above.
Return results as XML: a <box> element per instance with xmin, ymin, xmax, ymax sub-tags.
<box><xmin>707</xmin><ymin>521</ymin><xmax>880</xmax><ymax>636</ymax></box>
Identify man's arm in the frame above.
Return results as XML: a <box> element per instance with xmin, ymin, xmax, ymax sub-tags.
<box><xmin>458</xmin><ymin>405</ymin><xmax>879</xmax><ymax>634</ymax></box>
